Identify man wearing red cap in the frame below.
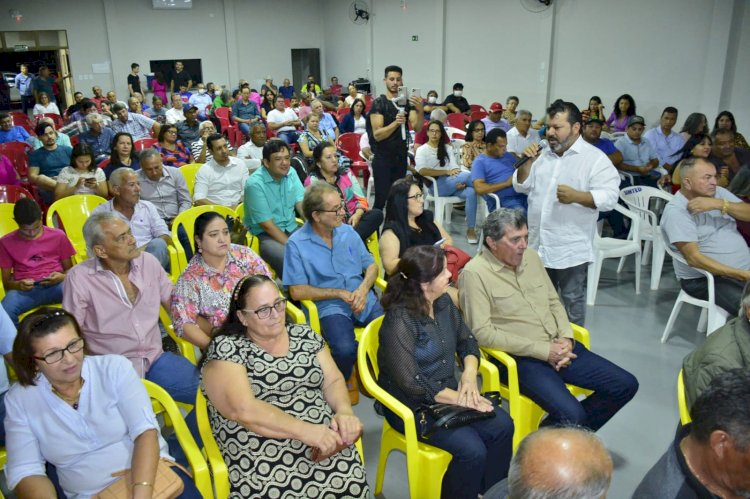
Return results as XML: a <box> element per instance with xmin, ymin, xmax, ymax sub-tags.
<box><xmin>483</xmin><ymin>102</ymin><xmax>511</xmax><ymax>133</ymax></box>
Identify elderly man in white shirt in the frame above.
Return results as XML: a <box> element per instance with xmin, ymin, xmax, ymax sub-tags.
<box><xmin>194</xmin><ymin>134</ymin><xmax>249</xmax><ymax>209</ymax></box>
<box><xmin>506</xmin><ymin>110</ymin><xmax>540</xmax><ymax>158</ymax></box>
<box><xmin>513</xmin><ymin>99</ymin><xmax>620</xmax><ymax>326</ymax></box>
<box><xmin>165</xmin><ymin>94</ymin><xmax>186</xmax><ymax>125</ymax></box>
<box><xmin>236</xmin><ymin>123</ymin><xmax>267</xmax><ymax>172</ymax></box>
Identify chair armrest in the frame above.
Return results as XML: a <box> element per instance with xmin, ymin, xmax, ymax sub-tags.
<box><xmin>285</xmin><ymin>300</ymin><xmax>307</xmax><ymax>324</ymax></box>
<box><xmin>478</xmin><ymin>356</ymin><xmax>500</xmax><ymax>393</ymax></box>
<box><xmin>570</xmin><ymin>323</ymin><xmax>591</xmax><ymax>349</ymax></box>
<box><xmin>166</xmin><ymin>243</ymin><xmax>180</xmax><ymax>283</ymax></box>
<box><xmin>300</xmin><ymin>299</ymin><xmax>321</xmax><ymax>333</ymax></box>
<box><xmin>374</xmin><ymin>277</ymin><xmax>388</xmax><ymax>292</ymax></box>
<box><xmin>481</xmin><ymin>348</ymin><xmax>521</xmax><ymax>424</ymax></box>
<box><xmin>159</xmin><ymin>306</ymin><xmax>198</xmax><ymax>365</ymax></box>
<box><xmin>421</xmin><ymin>175</ymin><xmax>440</xmax><ymax>196</ymax></box>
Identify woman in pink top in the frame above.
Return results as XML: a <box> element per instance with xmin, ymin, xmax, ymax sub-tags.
<box><xmin>151</xmin><ymin>72</ymin><xmax>168</xmax><ymax>103</ymax></box>
<box><xmin>0</xmin><ymin>154</ymin><xmax>20</xmax><ymax>186</ymax></box>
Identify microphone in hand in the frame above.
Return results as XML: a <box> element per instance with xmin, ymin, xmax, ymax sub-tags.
<box><xmin>514</xmin><ymin>139</ymin><xmax>549</xmax><ymax>169</ymax></box>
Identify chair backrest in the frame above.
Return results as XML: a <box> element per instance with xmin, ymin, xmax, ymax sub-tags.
<box><xmin>446</xmin><ymin>113</ymin><xmax>467</xmax><ymax>130</ymax></box>
<box><xmin>180</xmin><ymin>163</ymin><xmax>202</xmax><ymax>198</ymax></box>
<box><xmin>171</xmin><ymin>205</ymin><xmax>237</xmax><ymax>272</ymax></box>
<box><xmin>0</xmin><ymin>185</ymin><xmax>33</xmax><ymax>204</ymax></box>
<box><xmin>0</xmin><ymin>203</ymin><xmax>18</xmax><ymax>237</ymax></box>
<box><xmin>134</xmin><ymin>138</ymin><xmax>159</xmax><ymax>151</ymax></box>
<box><xmin>336</xmin><ymin>132</ymin><xmax>361</xmax><ymax>162</ymax></box>
<box><xmin>444</xmin><ymin>126</ymin><xmax>466</xmax><ymax>140</ymax></box>
<box><xmin>214</xmin><ymin>107</ymin><xmax>231</xmax><ymax>121</ymax></box>
<box><xmin>195</xmin><ymin>389</ymin><xmax>230</xmax><ymax>499</ymax></box>
<box><xmin>143</xmin><ymin>380</ymin><xmax>212</xmax><ymax>499</ymax></box>
<box><xmin>45</xmin><ymin>194</ymin><xmax>107</xmax><ymax>259</ymax></box>
<box><xmin>337</xmin><ymin>107</ymin><xmax>351</xmax><ymax>122</ymax></box>
<box><xmin>0</xmin><ymin>142</ymin><xmax>31</xmax><ymax>179</ymax></box>
<box><xmin>470</xmin><ymin>110</ymin><xmax>488</xmax><ymax>122</ymax></box>
<box><xmin>38</xmin><ymin>113</ymin><xmax>64</xmax><ymax>129</ymax></box>
<box><xmin>359</xmin><ymin>315</ymin><xmax>385</xmax><ymax>383</ymax></box>
<box><xmin>663</xmin><ymin>239</ymin><xmax>713</xmax><ymax>282</ymax></box>
<box><xmin>469</xmin><ymin>104</ymin><xmax>487</xmax><ymax>114</ymax></box>
<box><xmin>619</xmin><ymin>185</ymin><xmax>672</xmax><ymax>227</ymax></box>
<box><xmin>9</xmin><ymin>112</ymin><xmax>32</xmax><ymax>127</ymax></box>
<box><xmin>365</xmin><ymin>231</ymin><xmax>384</xmax><ymax>278</ymax></box>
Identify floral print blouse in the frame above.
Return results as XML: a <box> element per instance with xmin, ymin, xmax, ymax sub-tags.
<box><xmin>171</xmin><ymin>244</ymin><xmax>271</xmax><ymax>337</ymax></box>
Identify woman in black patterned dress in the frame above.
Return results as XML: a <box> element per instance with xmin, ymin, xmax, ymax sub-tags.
<box><xmin>201</xmin><ymin>274</ymin><xmax>369</xmax><ymax>498</ymax></box>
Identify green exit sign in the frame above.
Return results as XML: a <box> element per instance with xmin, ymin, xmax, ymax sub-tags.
<box><xmin>411</xmin><ymin>35</ymin><xmax>418</xmax><ymax>41</ymax></box>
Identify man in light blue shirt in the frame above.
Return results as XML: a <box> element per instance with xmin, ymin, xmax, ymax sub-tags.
<box><xmin>244</xmin><ymin>140</ymin><xmax>305</xmax><ymax>274</ymax></box>
<box><xmin>614</xmin><ymin>115</ymin><xmax>660</xmax><ymax>187</ymax></box>
<box><xmin>283</xmin><ymin>182</ymin><xmax>382</xmax><ymax>382</ymax></box>
<box><xmin>643</xmin><ymin>106</ymin><xmax>684</xmax><ymax>174</ymax></box>
<box><xmin>14</xmin><ymin>64</ymin><xmax>34</xmax><ymax>114</ymax></box>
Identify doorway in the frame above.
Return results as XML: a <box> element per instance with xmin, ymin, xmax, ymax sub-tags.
<box><xmin>291</xmin><ymin>48</ymin><xmax>320</xmax><ymax>94</ymax></box>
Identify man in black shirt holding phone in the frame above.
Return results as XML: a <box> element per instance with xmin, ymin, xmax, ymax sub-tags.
<box><xmin>366</xmin><ymin>65</ymin><xmax>424</xmax><ymax>209</ymax></box>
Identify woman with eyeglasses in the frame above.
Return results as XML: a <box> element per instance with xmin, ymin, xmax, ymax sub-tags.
<box><xmin>462</xmin><ymin>119</ymin><xmax>487</xmax><ymax>169</ymax></box>
<box><xmin>4</xmin><ymin>307</ymin><xmax>200</xmax><ymax>498</ymax></box>
<box><xmin>171</xmin><ymin>212</ymin><xmax>271</xmax><ymax>350</ymax></box>
<box><xmin>155</xmin><ymin>123</ymin><xmax>192</xmax><ymax>168</ymax></box>
<box><xmin>201</xmin><ymin>274</ymin><xmax>369</xmax><ymax>498</ymax></box>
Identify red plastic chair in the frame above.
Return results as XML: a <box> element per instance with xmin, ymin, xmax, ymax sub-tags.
<box><xmin>134</xmin><ymin>138</ymin><xmax>159</xmax><ymax>151</ymax></box>
<box><xmin>337</xmin><ymin>108</ymin><xmax>351</xmax><ymax>122</ymax></box>
<box><xmin>470</xmin><ymin>111</ymin><xmax>488</xmax><ymax>122</ymax></box>
<box><xmin>37</xmin><ymin>113</ymin><xmax>64</xmax><ymax>129</ymax></box>
<box><xmin>70</xmin><ymin>135</ymin><xmax>80</xmax><ymax>147</ymax></box>
<box><xmin>364</xmin><ymin>95</ymin><xmax>373</xmax><ymax>113</ymax></box>
<box><xmin>0</xmin><ymin>142</ymin><xmax>32</xmax><ymax>178</ymax></box>
<box><xmin>214</xmin><ymin>107</ymin><xmax>240</xmax><ymax>146</ymax></box>
<box><xmin>9</xmin><ymin>112</ymin><xmax>35</xmax><ymax>135</ymax></box>
<box><xmin>469</xmin><ymin>104</ymin><xmax>487</xmax><ymax>114</ymax></box>
<box><xmin>446</xmin><ymin>113</ymin><xmax>468</xmax><ymax>130</ymax></box>
<box><xmin>336</xmin><ymin>133</ymin><xmax>370</xmax><ymax>188</ymax></box>
<box><xmin>0</xmin><ymin>184</ymin><xmax>34</xmax><ymax>203</ymax></box>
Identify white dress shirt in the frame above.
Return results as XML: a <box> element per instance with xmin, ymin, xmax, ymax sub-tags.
<box><xmin>506</xmin><ymin>127</ymin><xmax>540</xmax><ymax>154</ymax></box>
<box><xmin>236</xmin><ymin>141</ymin><xmax>264</xmax><ymax>172</ymax></box>
<box><xmin>513</xmin><ymin>136</ymin><xmax>620</xmax><ymax>269</ymax></box>
<box><xmin>193</xmin><ymin>156</ymin><xmax>249</xmax><ymax>206</ymax></box>
<box><xmin>92</xmin><ymin>199</ymin><xmax>170</xmax><ymax>248</ymax></box>
<box><xmin>165</xmin><ymin>107</ymin><xmax>185</xmax><ymax>125</ymax></box>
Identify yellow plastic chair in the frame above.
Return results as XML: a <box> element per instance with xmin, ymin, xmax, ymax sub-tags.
<box><xmin>481</xmin><ymin>324</ymin><xmax>593</xmax><ymax>450</ymax></box>
<box><xmin>45</xmin><ymin>194</ymin><xmax>107</xmax><ymax>262</ymax></box>
<box><xmin>160</xmin><ymin>305</ymin><xmax>198</xmax><ymax>365</ymax></box>
<box><xmin>171</xmin><ymin>205</ymin><xmax>237</xmax><ymax>273</ymax></box>
<box><xmin>357</xmin><ymin>316</ymin><xmax>500</xmax><ymax>498</ymax></box>
<box><xmin>180</xmin><ymin>163</ymin><xmax>203</xmax><ymax>199</ymax></box>
<box><xmin>143</xmin><ymin>380</ymin><xmax>212</xmax><ymax>499</ymax></box>
<box><xmin>234</xmin><ymin>203</ymin><xmax>259</xmax><ymax>254</ymax></box>
<box><xmin>0</xmin><ymin>446</ymin><xmax>6</xmax><ymax>499</ymax></box>
<box><xmin>0</xmin><ymin>204</ymin><xmax>18</xmax><ymax>236</ymax></box>
<box><xmin>677</xmin><ymin>369</ymin><xmax>691</xmax><ymax>425</ymax></box>
<box><xmin>365</xmin><ymin>231</ymin><xmax>384</xmax><ymax>279</ymax></box>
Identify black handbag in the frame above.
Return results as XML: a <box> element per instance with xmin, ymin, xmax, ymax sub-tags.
<box><xmin>416</xmin><ymin>391</ymin><xmax>502</xmax><ymax>439</ymax></box>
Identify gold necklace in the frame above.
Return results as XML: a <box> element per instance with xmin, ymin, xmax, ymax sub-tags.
<box><xmin>52</xmin><ymin>378</ymin><xmax>85</xmax><ymax>410</ymax></box>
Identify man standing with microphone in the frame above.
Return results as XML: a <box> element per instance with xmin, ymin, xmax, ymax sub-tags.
<box><xmin>366</xmin><ymin>65</ymin><xmax>424</xmax><ymax>210</ymax></box>
<box><xmin>512</xmin><ymin>99</ymin><xmax>620</xmax><ymax>326</ymax></box>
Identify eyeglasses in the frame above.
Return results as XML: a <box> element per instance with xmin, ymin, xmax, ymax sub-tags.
<box><xmin>241</xmin><ymin>299</ymin><xmax>287</xmax><ymax>319</ymax></box>
<box><xmin>408</xmin><ymin>192</ymin><xmax>424</xmax><ymax>200</ymax></box>
<box><xmin>316</xmin><ymin>203</ymin><xmax>346</xmax><ymax>214</ymax></box>
<box><xmin>34</xmin><ymin>337</ymin><xmax>85</xmax><ymax>364</ymax></box>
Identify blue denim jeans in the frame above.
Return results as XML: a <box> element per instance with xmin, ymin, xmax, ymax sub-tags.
<box><xmin>498</xmin><ymin>342</ymin><xmax>639</xmax><ymax>431</ymax></box>
<box><xmin>385</xmin><ymin>406</ymin><xmax>514</xmax><ymax>499</ymax></box>
<box><xmin>319</xmin><ymin>301</ymin><xmax>383</xmax><ymax>380</ymax></box>
<box><xmin>2</xmin><ymin>281</ymin><xmax>64</xmax><ymax>326</ymax></box>
<box><xmin>432</xmin><ymin>171</ymin><xmax>477</xmax><ymax>228</ymax></box>
<box><xmin>145</xmin><ymin>238</ymin><xmax>170</xmax><ymax>272</ymax></box>
<box><xmin>276</xmin><ymin>131</ymin><xmax>300</xmax><ymax>145</ymax></box>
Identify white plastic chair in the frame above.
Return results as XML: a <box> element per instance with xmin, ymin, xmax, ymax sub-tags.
<box><xmin>475</xmin><ymin>193</ymin><xmax>501</xmax><ymax>254</ymax></box>
<box><xmin>661</xmin><ymin>243</ymin><xmax>730</xmax><ymax>343</ymax></box>
<box><xmin>450</xmin><ymin>138</ymin><xmax>465</xmax><ymax>168</ymax></box>
<box><xmin>619</xmin><ymin>185</ymin><xmax>674</xmax><ymax>290</ymax></box>
<box><xmin>422</xmin><ymin>175</ymin><xmax>464</xmax><ymax>227</ymax></box>
<box><xmin>445</xmin><ymin>126</ymin><xmax>466</xmax><ymax>140</ymax></box>
<box><xmin>587</xmin><ymin>204</ymin><xmax>642</xmax><ymax>305</ymax></box>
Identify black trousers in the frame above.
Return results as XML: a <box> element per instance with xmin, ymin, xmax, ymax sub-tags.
<box><xmin>372</xmin><ymin>148</ymin><xmax>408</xmax><ymax>210</ymax></box>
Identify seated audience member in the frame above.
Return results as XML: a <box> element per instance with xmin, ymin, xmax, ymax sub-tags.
<box><xmin>472</xmin><ymin>128</ymin><xmax>527</xmax><ymax>213</ymax></box>
<box><xmin>150</xmin><ymin>95</ymin><xmax>168</xmax><ymax>124</ymax></box>
<box><xmin>380</xmin><ymin>178</ymin><xmax>452</xmax><ymax>274</ymax></box>
<box><xmin>188</xmin><ymin>83</ymin><xmax>212</xmax><ymax>120</ymax></box>
<box><xmin>191</xmin><ymin>120</ymin><xmax>235</xmax><ymax>164</ymax></box>
<box><xmin>54</xmin><ymin>143</ymin><xmax>107</xmax><ymax>200</ymax></box>
<box><xmin>422</xmin><ymin>89</ymin><xmax>446</xmax><ymax>120</ymax></box>
<box><xmin>79</xmin><ymin>113</ymin><xmax>115</xmax><ymax>163</ymax></box>
<box><xmin>67</xmin><ymin>99</ymin><xmax>98</xmax><ymax>125</ymax></box>
<box><xmin>155</xmin><ymin>122</ymin><xmax>192</xmax><ymax>168</ymax></box>
<box><xmin>177</xmin><ymin>84</ymin><xmax>192</xmax><ymax>104</ymax></box>
<box><xmin>296</xmin><ymin>93</ymin><xmax>313</xmax><ymax>122</ymax></box>
<box><xmin>442</xmin><ymin>82</ymin><xmax>471</xmax><ymax>115</ymax></box>
<box><xmin>3</xmin><ymin>308</ymin><xmax>200</xmax><ymax>499</ymax></box>
<box><xmin>278</xmin><ymin>78</ymin><xmax>295</xmax><ymax>99</ymax></box>
<box><xmin>506</xmin><ymin>110</ymin><xmax>540</xmax><ymax>158</ymax></box>
<box><xmin>669</xmin><ymin>134</ymin><xmax>718</xmax><ymax>189</ymax></box>
<box><xmin>236</xmin><ymin>123</ymin><xmax>266</xmax><ymax>171</ymax></box>
<box><xmin>484</xmin><ymin>427</ymin><xmax>613</xmax><ymax>499</ymax></box>
<box><xmin>65</xmin><ymin>91</ymin><xmax>85</xmax><ymax>117</ymax></box>
<box><xmin>304</xmin><ymin>143</ymin><xmax>383</xmax><ymax>241</ymax></box>
<box><xmin>680</xmin><ymin>112</ymin><xmax>709</xmax><ymax>142</ymax></box>
<box><xmin>342</xmin><ymin>84</ymin><xmax>364</xmax><ymax>108</ymax></box>
<box><xmin>415</xmin><ymin>120</ymin><xmax>478</xmax><ymax>243</ymax></box>
<box><xmin>0</xmin><ymin>112</ymin><xmax>31</xmax><ymax>144</ymax></box>
<box><xmin>301</xmin><ymin>74</ymin><xmax>322</xmax><ymax>98</ymax></box>
<box><xmin>643</xmin><ymin>106</ymin><xmax>684</xmax><ymax>174</ymax></box>
<box><xmin>137</xmin><ymin>148</ymin><xmax>192</xmax><ymax>227</ymax></box>
<box><xmin>614</xmin><ymin>115</ymin><xmax>661</xmax><ymax>186</ymax></box>
<box><xmin>231</xmin><ymin>87</ymin><xmax>262</xmax><ymax>138</ymax></box>
<box><xmin>284</xmin><ymin>182</ymin><xmax>382</xmax><ymax>386</ymax></box>
<box><xmin>267</xmin><ymin>95</ymin><xmax>302</xmax><ymax>145</ymax></box>
<box><xmin>310</xmin><ymin>99</ymin><xmax>340</xmax><ymax>140</ymax></box>
<box><xmin>586</xmin><ymin>96</ymin><xmax>606</xmax><ymax>123</ymax></box>
<box><xmin>244</xmin><ymin>140</ymin><xmax>305</xmax><ymax>274</ymax></box>
<box><xmin>92</xmin><ymin>168</ymin><xmax>172</xmax><ymax>270</ymax></box>
<box><xmin>605</xmin><ymin>93</ymin><xmax>636</xmax><ymax>133</ymax></box>
<box><xmin>32</xmin><ymin>92</ymin><xmax>60</xmax><ymax>118</ymax></box>
<box><xmin>662</xmin><ymin>157</ymin><xmax>750</xmax><ymax>316</ymax></box>
<box><xmin>0</xmin><ymin>307</ymin><xmax>13</xmax><ymax>439</ymax></box>
<box><xmin>501</xmin><ymin>96</ymin><xmax>519</xmax><ymax>126</ymax></box>
<box><xmin>298</xmin><ymin>113</ymin><xmax>335</xmax><ymax>162</ymax></box>
<box><xmin>413</xmin><ymin>108</ymin><xmax>449</xmax><ymax>152</ymax></box>
<box><xmin>127</xmin><ymin>96</ymin><xmax>145</xmax><ymax>116</ymax></box>
<box><xmin>378</xmin><ymin>245</ymin><xmax>514</xmax><ymax>499</ymax></box>
<box><xmin>0</xmin><ymin>198</ymin><xmax>75</xmax><ymax>327</ymax></box>
<box><xmin>104</xmin><ymin>132</ymin><xmax>140</xmax><ymax>179</ymax></box>
<box><xmin>582</xmin><ymin>117</ymin><xmax>623</xmax><ymax>167</ymax></box>
<box><xmin>210</xmin><ymin>88</ymin><xmax>233</xmax><ymax>120</ymax></box>
<box><xmin>261</xmin><ymin>77</ymin><xmax>278</xmax><ymax>95</ymax></box>
<box><xmin>176</xmin><ymin>105</ymin><xmax>201</xmax><ymax>144</ymax></box>
<box><xmin>201</xmin><ymin>275</ymin><xmax>369</xmax><ymax>498</ymax></box>
<box><xmin>328</xmin><ymin>76</ymin><xmax>342</xmax><ymax>96</ymax></box>
<box><xmin>28</xmin><ymin>117</ymin><xmax>72</xmax><ymax>150</ymax></box>
<box><xmin>460</xmin><ymin>209</ymin><xmax>638</xmax><ymax>430</ymax></box>
<box><xmin>634</xmin><ymin>369</ymin><xmax>750</xmax><ymax>498</ymax></box>
<box><xmin>260</xmin><ymin>89</ymin><xmax>276</xmax><ymax>120</ymax></box>
<box><xmin>0</xmin><ymin>153</ymin><xmax>19</xmax><ymax>186</ymax></box>
<box><xmin>111</xmin><ymin>102</ymin><xmax>159</xmax><ymax>140</ymax></box>
<box><xmin>482</xmin><ymin>102</ymin><xmax>511</xmax><ymax>133</ymax></box>
<box><xmin>340</xmin><ymin>98</ymin><xmax>367</xmax><ymax>135</ymax></box>
<box><xmin>90</xmin><ymin>85</ymin><xmax>107</xmax><ymax>109</ymax></box>
<box><xmin>193</xmin><ymin>134</ymin><xmax>248</xmax><ymax>209</ymax></box>
<box><xmin>461</xmin><ymin>119</ymin><xmax>487</xmax><ymax>168</ymax></box>
<box><xmin>682</xmin><ymin>283</ymin><xmax>750</xmax><ymax>408</ymax></box>
<box><xmin>713</xmin><ymin>110</ymin><xmax>750</xmax><ymax>150</ymax></box>
<box><xmin>63</xmin><ymin>211</ymin><xmax>199</xmax><ymax>409</ymax></box>
<box><xmin>710</xmin><ymin>129</ymin><xmax>750</xmax><ymax>183</ymax></box>
<box><xmin>28</xmin><ymin>122</ymin><xmax>72</xmax><ymax>202</ymax></box>
<box><xmin>172</xmin><ymin>212</ymin><xmax>270</xmax><ymax>349</ymax></box>
<box><xmin>166</xmin><ymin>93</ymin><xmax>186</xmax><ymax>125</ymax></box>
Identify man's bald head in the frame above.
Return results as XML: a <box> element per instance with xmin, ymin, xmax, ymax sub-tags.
<box><xmin>508</xmin><ymin>427</ymin><xmax>613</xmax><ymax>499</ymax></box>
